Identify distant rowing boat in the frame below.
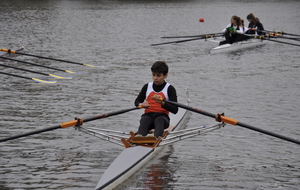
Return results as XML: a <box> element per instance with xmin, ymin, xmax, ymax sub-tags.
<box><xmin>153</xmin><ymin>30</ymin><xmax>299</xmax><ymax>51</ymax></box>
<box><xmin>210</xmin><ymin>38</ymin><xmax>267</xmax><ymax>54</ymax></box>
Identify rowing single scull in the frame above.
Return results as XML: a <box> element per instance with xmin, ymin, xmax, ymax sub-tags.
<box><xmin>77</xmin><ymin>93</ymin><xmax>225</xmax><ymax>190</ymax></box>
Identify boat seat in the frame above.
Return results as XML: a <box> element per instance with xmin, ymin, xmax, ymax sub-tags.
<box><xmin>131</xmin><ymin>136</ymin><xmax>157</xmax><ymax>144</ymax></box>
<box><xmin>120</xmin><ymin>125</ymin><xmax>175</xmax><ymax>148</ymax></box>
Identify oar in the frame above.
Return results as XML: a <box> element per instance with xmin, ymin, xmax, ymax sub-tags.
<box><xmin>159</xmin><ymin>98</ymin><xmax>300</xmax><ymax>145</ymax></box>
<box><xmin>280</xmin><ymin>32</ymin><xmax>300</xmax><ymax>37</ymax></box>
<box><xmin>0</xmin><ymin>107</ymin><xmax>141</xmax><ymax>143</ymax></box>
<box><xmin>261</xmin><ymin>30</ymin><xmax>300</xmax><ymax>37</ymax></box>
<box><xmin>265</xmin><ymin>33</ymin><xmax>300</xmax><ymax>41</ymax></box>
<box><xmin>0</xmin><ymin>48</ymin><xmax>102</xmax><ymax>67</ymax></box>
<box><xmin>151</xmin><ymin>36</ymin><xmax>215</xmax><ymax>46</ymax></box>
<box><xmin>271</xmin><ymin>36</ymin><xmax>300</xmax><ymax>41</ymax></box>
<box><xmin>255</xmin><ymin>36</ymin><xmax>300</xmax><ymax>47</ymax></box>
<box><xmin>0</xmin><ymin>56</ymin><xmax>76</xmax><ymax>74</ymax></box>
<box><xmin>245</xmin><ymin>35</ymin><xmax>300</xmax><ymax>47</ymax></box>
<box><xmin>0</xmin><ymin>63</ymin><xmax>72</xmax><ymax>79</ymax></box>
<box><xmin>0</xmin><ymin>71</ymin><xmax>57</xmax><ymax>84</ymax></box>
<box><xmin>161</xmin><ymin>33</ymin><xmax>223</xmax><ymax>39</ymax></box>
<box><xmin>265</xmin><ymin>38</ymin><xmax>300</xmax><ymax>47</ymax></box>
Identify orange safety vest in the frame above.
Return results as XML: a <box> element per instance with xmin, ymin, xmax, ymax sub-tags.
<box><xmin>144</xmin><ymin>82</ymin><xmax>170</xmax><ymax>115</ymax></box>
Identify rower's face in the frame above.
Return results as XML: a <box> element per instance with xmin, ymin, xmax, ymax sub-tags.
<box><xmin>152</xmin><ymin>72</ymin><xmax>167</xmax><ymax>85</ymax></box>
<box><xmin>230</xmin><ymin>18</ymin><xmax>236</xmax><ymax>24</ymax></box>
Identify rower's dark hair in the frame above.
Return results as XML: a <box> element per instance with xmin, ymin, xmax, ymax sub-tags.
<box><xmin>151</xmin><ymin>61</ymin><xmax>168</xmax><ymax>75</ymax></box>
<box><xmin>247</xmin><ymin>13</ymin><xmax>259</xmax><ymax>23</ymax></box>
<box><xmin>232</xmin><ymin>15</ymin><xmax>241</xmax><ymax>27</ymax></box>
<box><xmin>241</xmin><ymin>19</ymin><xmax>244</xmax><ymax>27</ymax></box>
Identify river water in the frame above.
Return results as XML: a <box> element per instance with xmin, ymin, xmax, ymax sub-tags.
<box><xmin>1</xmin><ymin>0</ymin><xmax>300</xmax><ymax>189</ymax></box>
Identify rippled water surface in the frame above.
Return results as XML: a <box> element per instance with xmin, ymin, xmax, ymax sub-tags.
<box><xmin>1</xmin><ymin>0</ymin><xmax>300</xmax><ymax>189</ymax></box>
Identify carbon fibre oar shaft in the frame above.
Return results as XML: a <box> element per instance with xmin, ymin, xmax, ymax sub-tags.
<box><xmin>0</xmin><ymin>49</ymin><xmax>101</xmax><ymax>67</ymax></box>
<box><xmin>0</xmin><ymin>71</ymin><xmax>57</xmax><ymax>83</ymax></box>
<box><xmin>0</xmin><ymin>107</ymin><xmax>141</xmax><ymax>143</ymax></box>
<box><xmin>0</xmin><ymin>56</ymin><xmax>75</xmax><ymax>73</ymax></box>
<box><xmin>160</xmin><ymin>99</ymin><xmax>300</xmax><ymax>145</ymax></box>
<box><xmin>0</xmin><ymin>63</ymin><xmax>72</xmax><ymax>79</ymax></box>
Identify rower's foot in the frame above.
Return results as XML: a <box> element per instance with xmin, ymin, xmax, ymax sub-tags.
<box><xmin>219</xmin><ymin>40</ymin><xmax>227</xmax><ymax>45</ymax></box>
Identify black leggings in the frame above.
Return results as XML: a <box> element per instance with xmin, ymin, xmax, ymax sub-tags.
<box><xmin>138</xmin><ymin>113</ymin><xmax>169</xmax><ymax>138</ymax></box>
<box><xmin>225</xmin><ymin>32</ymin><xmax>245</xmax><ymax>44</ymax></box>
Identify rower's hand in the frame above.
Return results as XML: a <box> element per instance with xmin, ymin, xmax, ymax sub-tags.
<box><xmin>139</xmin><ymin>101</ymin><xmax>150</xmax><ymax>108</ymax></box>
<box><xmin>152</xmin><ymin>95</ymin><xmax>165</xmax><ymax>105</ymax></box>
<box><xmin>249</xmin><ymin>28</ymin><xmax>257</xmax><ymax>31</ymax></box>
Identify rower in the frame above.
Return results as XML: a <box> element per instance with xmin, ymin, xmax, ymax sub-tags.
<box><xmin>245</xmin><ymin>13</ymin><xmax>265</xmax><ymax>35</ymax></box>
<box><xmin>134</xmin><ymin>61</ymin><xmax>178</xmax><ymax>138</ymax></box>
<box><xmin>219</xmin><ymin>15</ymin><xmax>245</xmax><ymax>45</ymax></box>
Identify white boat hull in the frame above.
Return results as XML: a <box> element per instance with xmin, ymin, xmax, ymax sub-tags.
<box><xmin>210</xmin><ymin>38</ymin><xmax>266</xmax><ymax>54</ymax></box>
<box><xmin>95</xmin><ymin>107</ymin><xmax>188</xmax><ymax>190</ymax></box>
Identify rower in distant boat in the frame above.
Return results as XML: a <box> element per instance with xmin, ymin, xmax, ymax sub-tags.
<box><xmin>245</xmin><ymin>13</ymin><xmax>265</xmax><ymax>35</ymax></box>
<box><xmin>135</xmin><ymin>61</ymin><xmax>178</xmax><ymax>138</ymax></box>
<box><xmin>219</xmin><ymin>15</ymin><xmax>245</xmax><ymax>45</ymax></box>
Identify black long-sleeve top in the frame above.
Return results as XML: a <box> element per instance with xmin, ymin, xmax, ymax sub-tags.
<box><xmin>248</xmin><ymin>21</ymin><xmax>265</xmax><ymax>35</ymax></box>
<box><xmin>134</xmin><ymin>81</ymin><xmax>178</xmax><ymax>114</ymax></box>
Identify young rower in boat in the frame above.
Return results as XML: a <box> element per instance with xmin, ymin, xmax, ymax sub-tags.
<box><xmin>219</xmin><ymin>15</ymin><xmax>244</xmax><ymax>45</ymax></box>
<box><xmin>245</xmin><ymin>13</ymin><xmax>265</xmax><ymax>35</ymax></box>
<box><xmin>135</xmin><ymin>61</ymin><xmax>178</xmax><ymax>138</ymax></box>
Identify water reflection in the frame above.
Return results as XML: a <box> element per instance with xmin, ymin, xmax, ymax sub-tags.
<box><xmin>143</xmin><ymin>146</ymin><xmax>176</xmax><ymax>190</ymax></box>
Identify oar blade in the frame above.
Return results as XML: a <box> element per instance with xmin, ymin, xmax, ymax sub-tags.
<box><xmin>65</xmin><ymin>70</ymin><xmax>76</xmax><ymax>74</ymax></box>
<box><xmin>32</xmin><ymin>78</ymin><xmax>57</xmax><ymax>84</ymax></box>
<box><xmin>48</xmin><ymin>74</ymin><xmax>72</xmax><ymax>79</ymax></box>
<box><xmin>82</xmin><ymin>63</ymin><xmax>104</xmax><ymax>67</ymax></box>
<box><xmin>0</xmin><ymin>71</ymin><xmax>57</xmax><ymax>84</ymax></box>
